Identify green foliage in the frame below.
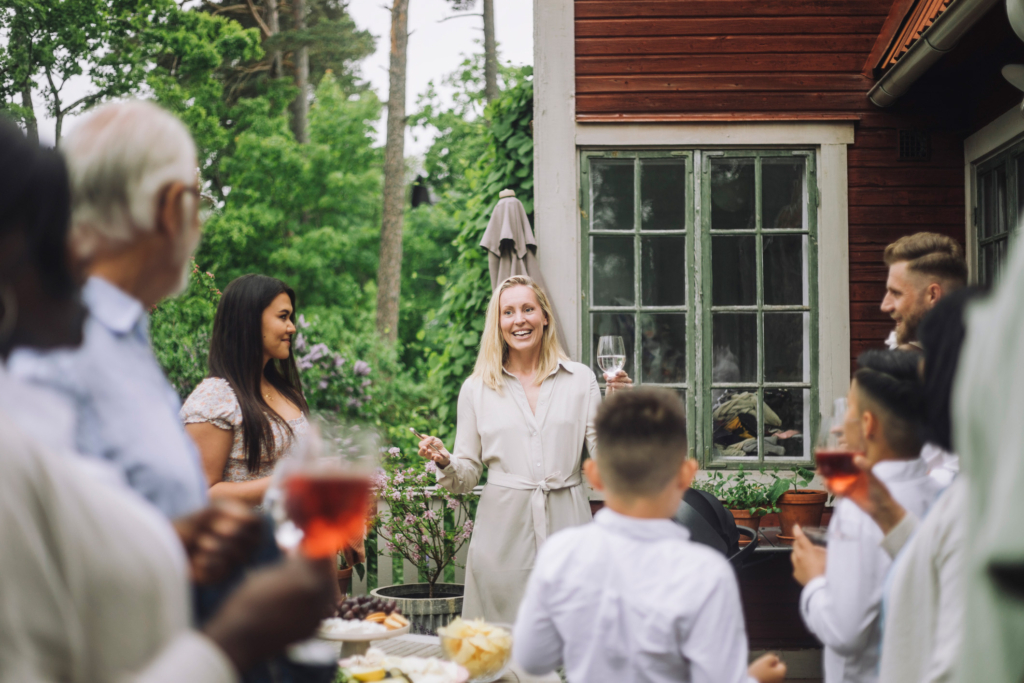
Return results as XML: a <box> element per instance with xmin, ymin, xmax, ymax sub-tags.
<box><xmin>766</xmin><ymin>467</ymin><xmax>816</xmax><ymax>507</ymax></box>
<box><xmin>373</xmin><ymin>451</ymin><xmax>475</xmax><ymax>595</ymax></box>
<box><xmin>424</xmin><ymin>71</ymin><xmax>534</xmax><ymax>440</ymax></box>
<box><xmin>150</xmin><ymin>261</ymin><xmax>222</xmax><ymax>399</ymax></box>
<box><xmin>698</xmin><ymin>468</ymin><xmax>775</xmax><ymax>516</ymax></box>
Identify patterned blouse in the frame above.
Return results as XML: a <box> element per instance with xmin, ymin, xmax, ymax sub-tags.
<box><xmin>180</xmin><ymin>377</ymin><xmax>310</xmax><ymax>482</ymax></box>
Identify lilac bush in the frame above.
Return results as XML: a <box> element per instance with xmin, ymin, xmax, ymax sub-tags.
<box><xmin>372</xmin><ymin>447</ymin><xmax>475</xmax><ymax>597</ymax></box>
<box><xmin>293</xmin><ymin>314</ymin><xmax>373</xmax><ymax>418</ymax></box>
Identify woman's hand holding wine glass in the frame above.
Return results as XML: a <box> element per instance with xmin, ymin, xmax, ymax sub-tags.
<box><xmin>597</xmin><ymin>336</ymin><xmax>633</xmax><ymax>394</ymax></box>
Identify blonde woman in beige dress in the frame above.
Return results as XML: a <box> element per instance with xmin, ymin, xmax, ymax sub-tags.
<box><xmin>417</xmin><ymin>275</ymin><xmax>631</xmax><ymax>622</ymax></box>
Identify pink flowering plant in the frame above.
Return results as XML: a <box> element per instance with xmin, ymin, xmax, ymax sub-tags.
<box><xmin>372</xmin><ymin>447</ymin><xmax>475</xmax><ymax>597</ymax></box>
<box><xmin>293</xmin><ymin>313</ymin><xmax>373</xmax><ymax>419</ymax></box>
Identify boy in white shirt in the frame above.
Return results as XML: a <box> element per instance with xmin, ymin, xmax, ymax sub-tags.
<box><xmin>513</xmin><ymin>388</ymin><xmax>787</xmax><ymax>683</ymax></box>
<box><xmin>791</xmin><ymin>350</ymin><xmax>941</xmax><ymax>683</ymax></box>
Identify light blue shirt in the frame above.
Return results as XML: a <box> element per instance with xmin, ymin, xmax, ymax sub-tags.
<box><xmin>10</xmin><ymin>276</ymin><xmax>208</xmax><ymax>519</ymax></box>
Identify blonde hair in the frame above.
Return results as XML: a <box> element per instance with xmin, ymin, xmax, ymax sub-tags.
<box><xmin>473</xmin><ymin>276</ymin><xmax>568</xmax><ymax>391</ymax></box>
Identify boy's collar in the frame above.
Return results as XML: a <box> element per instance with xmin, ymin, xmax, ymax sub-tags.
<box><xmin>595</xmin><ymin>507</ymin><xmax>691</xmax><ymax>543</ymax></box>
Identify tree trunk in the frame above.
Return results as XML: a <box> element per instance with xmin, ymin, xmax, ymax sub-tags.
<box><xmin>266</xmin><ymin>0</ymin><xmax>281</xmax><ymax>78</ymax></box>
<box><xmin>375</xmin><ymin>0</ymin><xmax>409</xmax><ymax>343</ymax></box>
<box><xmin>20</xmin><ymin>86</ymin><xmax>38</xmax><ymax>145</ymax></box>
<box><xmin>482</xmin><ymin>0</ymin><xmax>498</xmax><ymax>102</ymax></box>
<box><xmin>291</xmin><ymin>0</ymin><xmax>309</xmax><ymax>144</ymax></box>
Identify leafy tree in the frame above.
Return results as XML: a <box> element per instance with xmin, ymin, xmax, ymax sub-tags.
<box><xmin>424</xmin><ymin>72</ymin><xmax>534</xmax><ymax>439</ymax></box>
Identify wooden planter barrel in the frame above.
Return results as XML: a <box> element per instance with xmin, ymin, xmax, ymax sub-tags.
<box><xmin>371</xmin><ymin>583</ymin><xmax>464</xmax><ymax>635</ymax></box>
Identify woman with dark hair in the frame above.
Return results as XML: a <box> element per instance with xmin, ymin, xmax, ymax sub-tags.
<box><xmin>183</xmin><ymin>274</ymin><xmax>311</xmax><ymax>506</ymax></box>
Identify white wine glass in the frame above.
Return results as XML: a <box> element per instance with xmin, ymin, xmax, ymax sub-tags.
<box><xmin>597</xmin><ymin>335</ymin><xmax>626</xmax><ymax>383</ymax></box>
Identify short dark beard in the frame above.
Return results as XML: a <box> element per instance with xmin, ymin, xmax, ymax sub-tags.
<box><xmin>895</xmin><ymin>306</ymin><xmax>926</xmax><ymax>345</ymax></box>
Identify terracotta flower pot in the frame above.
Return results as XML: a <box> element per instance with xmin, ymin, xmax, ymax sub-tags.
<box><xmin>777</xmin><ymin>489</ymin><xmax>828</xmax><ymax>537</ymax></box>
<box><xmin>729</xmin><ymin>508</ymin><xmax>762</xmax><ymax>545</ymax></box>
<box><xmin>336</xmin><ymin>566</ymin><xmax>353</xmax><ymax>596</ymax></box>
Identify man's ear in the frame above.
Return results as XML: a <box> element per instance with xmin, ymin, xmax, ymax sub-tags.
<box><xmin>925</xmin><ymin>281</ymin><xmax>943</xmax><ymax>305</ymax></box>
<box><xmin>156</xmin><ymin>181</ymin><xmax>187</xmax><ymax>242</ymax></box>
<box><xmin>583</xmin><ymin>458</ymin><xmax>604</xmax><ymax>491</ymax></box>
<box><xmin>678</xmin><ymin>457</ymin><xmax>699</xmax><ymax>490</ymax></box>
<box><xmin>862</xmin><ymin>411</ymin><xmax>879</xmax><ymax>442</ymax></box>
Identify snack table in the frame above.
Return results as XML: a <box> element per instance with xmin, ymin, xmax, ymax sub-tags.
<box><xmin>377</xmin><ymin>634</ymin><xmax>561</xmax><ymax>682</ymax></box>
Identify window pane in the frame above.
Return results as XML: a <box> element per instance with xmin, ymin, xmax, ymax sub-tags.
<box><xmin>591</xmin><ymin>313</ymin><xmax>635</xmax><ymax>379</ymax></box>
<box><xmin>642</xmin><ymin>235</ymin><xmax>686</xmax><ymax>306</ymax></box>
<box><xmin>764</xmin><ymin>388</ymin><xmax>809</xmax><ymax>458</ymax></box>
<box><xmin>710</xmin><ymin>158</ymin><xmax>755</xmax><ymax>231</ymax></box>
<box><xmin>591</xmin><ymin>160</ymin><xmax>634</xmax><ymax>231</ymax></box>
<box><xmin>712</xmin><ymin>314</ymin><xmax>757</xmax><ymax>383</ymax></box>
<box><xmin>981</xmin><ymin>239</ymin><xmax>1009</xmax><ymax>288</ymax></box>
<box><xmin>712</xmin><ymin>236</ymin><xmax>756</xmax><ymax>306</ymax></box>
<box><xmin>762</xmin><ymin>158</ymin><xmax>805</xmax><ymax>230</ymax></box>
<box><xmin>979</xmin><ymin>167</ymin><xmax>1007</xmax><ymax>239</ymax></box>
<box><xmin>712</xmin><ymin>389</ymin><xmax>759</xmax><ymax>458</ymax></box>
<box><xmin>640</xmin><ymin>313</ymin><xmax>686</xmax><ymax>383</ymax></box>
<box><xmin>763</xmin><ymin>234</ymin><xmax>807</xmax><ymax>306</ymax></box>
<box><xmin>764</xmin><ymin>313</ymin><xmax>807</xmax><ymax>382</ymax></box>
<box><xmin>592</xmin><ymin>235</ymin><xmax>634</xmax><ymax>306</ymax></box>
<box><xmin>640</xmin><ymin>160</ymin><xmax>686</xmax><ymax>231</ymax></box>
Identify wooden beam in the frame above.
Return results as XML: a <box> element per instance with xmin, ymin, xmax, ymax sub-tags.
<box><xmin>576</xmin><ymin>73</ymin><xmax>874</xmax><ymax>93</ymax></box>
<box><xmin>577</xmin><ymin>35</ymin><xmax>878</xmax><ymax>55</ymax></box>
<box><xmin>576</xmin><ymin>112</ymin><xmax>863</xmax><ymax>123</ymax></box>
<box><xmin>575</xmin><ymin>0</ymin><xmax>892</xmax><ymax>19</ymax></box>
<box><xmin>575</xmin><ymin>16</ymin><xmax>885</xmax><ymax>37</ymax></box>
<box><xmin>577</xmin><ymin>53</ymin><xmax>867</xmax><ymax>75</ymax></box>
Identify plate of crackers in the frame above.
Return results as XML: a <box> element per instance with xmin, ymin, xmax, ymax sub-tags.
<box><xmin>319</xmin><ymin>596</ymin><xmax>412</xmax><ymax>642</ymax></box>
<box><xmin>438</xmin><ymin>618</ymin><xmax>512</xmax><ymax>683</ymax></box>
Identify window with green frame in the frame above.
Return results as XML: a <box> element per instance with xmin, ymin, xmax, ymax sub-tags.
<box><xmin>975</xmin><ymin>139</ymin><xmax>1024</xmax><ymax>287</ymax></box>
<box><xmin>581</xmin><ymin>150</ymin><xmax>819</xmax><ymax>468</ymax></box>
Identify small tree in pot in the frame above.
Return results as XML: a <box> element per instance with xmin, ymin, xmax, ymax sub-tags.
<box><xmin>370</xmin><ymin>449</ymin><xmax>475</xmax><ymax>634</ymax></box>
<box><xmin>767</xmin><ymin>467</ymin><xmax>825</xmax><ymax>537</ymax></box>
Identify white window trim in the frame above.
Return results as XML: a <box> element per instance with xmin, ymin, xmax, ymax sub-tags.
<box><xmin>534</xmin><ymin>0</ymin><xmax>852</xmax><ymax>433</ymax></box>
<box><xmin>963</xmin><ymin>104</ymin><xmax>1024</xmax><ymax>282</ymax></box>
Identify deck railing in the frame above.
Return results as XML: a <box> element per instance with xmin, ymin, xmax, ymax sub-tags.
<box><xmin>349</xmin><ymin>485</ymin><xmax>484</xmax><ymax>596</ymax></box>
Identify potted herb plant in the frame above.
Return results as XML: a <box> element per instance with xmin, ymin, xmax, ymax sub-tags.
<box><xmin>369</xmin><ymin>449</ymin><xmax>475</xmax><ymax>635</ymax></box>
<box><xmin>336</xmin><ymin>551</ymin><xmax>365</xmax><ymax>597</ymax></box>
<box><xmin>700</xmin><ymin>468</ymin><xmax>774</xmax><ymax>543</ymax></box>
<box><xmin>767</xmin><ymin>467</ymin><xmax>827</xmax><ymax>538</ymax></box>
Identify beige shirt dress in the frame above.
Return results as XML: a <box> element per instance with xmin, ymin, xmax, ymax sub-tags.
<box><xmin>438</xmin><ymin>359</ymin><xmax>601</xmax><ymax>622</ymax></box>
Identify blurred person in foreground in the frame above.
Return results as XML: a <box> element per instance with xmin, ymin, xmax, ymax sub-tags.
<box><xmin>880</xmin><ymin>232</ymin><xmax>966</xmax><ymax>486</ymax></box>
<box><xmin>810</xmin><ymin>288</ymin><xmax>979</xmax><ymax>683</ymax></box>
<box><xmin>513</xmin><ymin>387</ymin><xmax>786</xmax><ymax>683</ymax></box>
<box><xmin>951</xmin><ymin>242</ymin><xmax>1024</xmax><ymax>682</ymax></box>
<box><xmin>791</xmin><ymin>350</ymin><xmax>941</xmax><ymax>683</ymax></box>
<box><xmin>0</xmin><ymin>118</ymin><xmax>335</xmax><ymax>683</ymax></box>
<box><xmin>10</xmin><ymin>99</ymin><xmax>208</xmax><ymax>519</ymax></box>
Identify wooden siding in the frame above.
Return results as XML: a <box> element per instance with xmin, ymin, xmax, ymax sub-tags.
<box><xmin>572</xmin><ymin>0</ymin><xmax>1024</xmax><ymax>370</ymax></box>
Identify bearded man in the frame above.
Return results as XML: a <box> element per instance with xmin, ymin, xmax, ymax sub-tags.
<box><xmin>881</xmin><ymin>232</ymin><xmax>967</xmax><ymax>349</ymax></box>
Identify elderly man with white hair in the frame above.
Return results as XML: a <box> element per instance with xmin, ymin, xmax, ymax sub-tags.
<box><xmin>11</xmin><ymin>100</ymin><xmax>208</xmax><ymax>519</ymax></box>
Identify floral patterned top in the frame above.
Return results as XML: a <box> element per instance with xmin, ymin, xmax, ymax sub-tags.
<box><xmin>180</xmin><ymin>377</ymin><xmax>309</xmax><ymax>482</ymax></box>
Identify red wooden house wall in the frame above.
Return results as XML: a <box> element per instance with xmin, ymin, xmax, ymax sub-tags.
<box><xmin>574</xmin><ymin>0</ymin><xmax>981</xmax><ymax>368</ymax></box>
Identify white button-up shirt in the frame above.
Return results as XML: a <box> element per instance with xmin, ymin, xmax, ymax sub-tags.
<box><xmin>10</xmin><ymin>276</ymin><xmax>208</xmax><ymax>518</ymax></box>
<box><xmin>513</xmin><ymin>508</ymin><xmax>756</xmax><ymax>683</ymax></box>
<box><xmin>800</xmin><ymin>457</ymin><xmax>941</xmax><ymax>683</ymax></box>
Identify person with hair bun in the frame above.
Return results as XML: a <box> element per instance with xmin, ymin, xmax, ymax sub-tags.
<box><xmin>415</xmin><ymin>275</ymin><xmax>631</xmax><ymax>622</ymax></box>
<box><xmin>791</xmin><ymin>349</ymin><xmax>942</xmax><ymax>683</ymax></box>
<box><xmin>182</xmin><ymin>274</ymin><xmax>310</xmax><ymax>507</ymax></box>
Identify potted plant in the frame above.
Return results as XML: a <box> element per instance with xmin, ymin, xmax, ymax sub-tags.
<box><xmin>767</xmin><ymin>467</ymin><xmax>827</xmax><ymax>538</ymax></box>
<box><xmin>369</xmin><ymin>450</ymin><xmax>475</xmax><ymax>635</ymax></box>
<box><xmin>336</xmin><ymin>550</ymin><xmax>365</xmax><ymax>597</ymax></box>
<box><xmin>699</xmin><ymin>468</ymin><xmax>774</xmax><ymax>544</ymax></box>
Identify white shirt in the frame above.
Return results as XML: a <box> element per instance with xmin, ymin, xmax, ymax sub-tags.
<box><xmin>0</xmin><ymin>408</ymin><xmax>235</xmax><ymax>683</ymax></box>
<box><xmin>920</xmin><ymin>443</ymin><xmax>959</xmax><ymax>489</ymax></box>
<box><xmin>800</xmin><ymin>458</ymin><xmax>941</xmax><ymax>683</ymax></box>
<box><xmin>878</xmin><ymin>479</ymin><xmax>966</xmax><ymax>683</ymax></box>
<box><xmin>513</xmin><ymin>508</ymin><xmax>756</xmax><ymax>683</ymax></box>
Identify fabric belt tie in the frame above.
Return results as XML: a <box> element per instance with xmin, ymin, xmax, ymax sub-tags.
<box><xmin>486</xmin><ymin>470</ymin><xmax>582</xmax><ymax>552</ymax></box>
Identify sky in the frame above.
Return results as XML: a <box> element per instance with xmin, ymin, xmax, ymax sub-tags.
<box><xmin>31</xmin><ymin>0</ymin><xmax>534</xmax><ymax>157</ymax></box>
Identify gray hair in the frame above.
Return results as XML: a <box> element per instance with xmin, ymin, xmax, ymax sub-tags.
<box><xmin>60</xmin><ymin>100</ymin><xmax>197</xmax><ymax>260</ymax></box>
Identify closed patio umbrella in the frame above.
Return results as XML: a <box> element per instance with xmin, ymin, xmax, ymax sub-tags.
<box><xmin>480</xmin><ymin>189</ymin><xmax>567</xmax><ymax>349</ymax></box>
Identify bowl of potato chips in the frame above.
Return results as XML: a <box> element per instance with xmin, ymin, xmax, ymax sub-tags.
<box><xmin>438</xmin><ymin>618</ymin><xmax>512</xmax><ymax>682</ymax></box>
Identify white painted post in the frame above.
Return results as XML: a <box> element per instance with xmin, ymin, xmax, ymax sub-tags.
<box><xmin>377</xmin><ymin>498</ymin><xmax>393</xmax><ymax>589</ymax></box>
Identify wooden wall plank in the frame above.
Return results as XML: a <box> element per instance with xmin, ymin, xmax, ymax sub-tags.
<box><xmin>577</xmin><ymin>35</ymin><xmax>878</xmax><ymax>56</ymax></box>
<box><xmin>577</xmin><ymin>73</ymin><xmax>874</xmax><ymax>93</ymax></box>
<box><xmin>575</xmin><ymin>17</ymin><xmax>885</xmax><ymax>38</ymax></box>
<box><xmin>577</xmin><ymin>91</ymin><xmax>871</xmax><ymax>114</ymax></box>
<box><xmin>575</xmin><ymin>0</ymin><xmax>892</xmax><ymax>19</ymax></box>
<box><xmin>577</xmin><ymin>53</ymin><xmax>867</xmax><ymax>75</ymax></box>
<box><xmin>849</xmin><ymin>187</ymin><xmax>964</xmax><ymax>206</ymax></box>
